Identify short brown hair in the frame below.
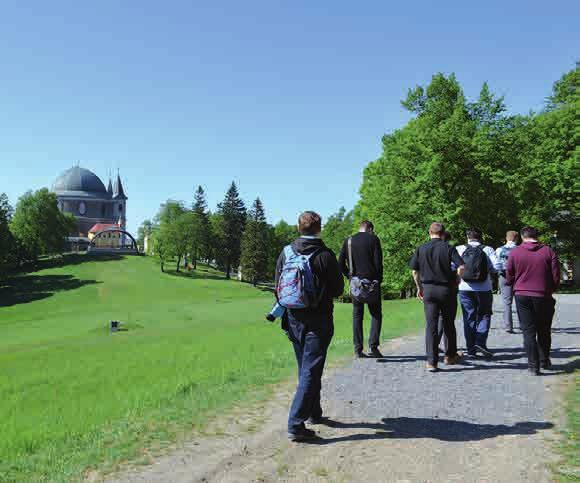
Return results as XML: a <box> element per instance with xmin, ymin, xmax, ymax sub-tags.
<box><xmin>360</xmin><ymin>220</ymin><xmax>374</xmax><ymax>232</ymax></box>
<box><xmin>429</xmin><ymin>222</ymin><xmax>445</xmax><ymax>236</ymax></box>
<box><xmin>298</xmin><ymin>211</ymin><xmax>322</xmax><ymax>235</ymax></box>
<box><xmin>506</xmin><ymin>230</ymin><xmax>519</xmax><ymax>242</ymax></box>
<box><xmin>521</xmin><ymin>226</ymin><xmax>539</xmax><ymax>239</ymax></box>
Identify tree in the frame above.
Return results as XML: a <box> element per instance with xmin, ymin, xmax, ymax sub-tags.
<box><xmin>0</xmin><ymin>193</ymin><xmax>15</xmax><ymax>275</ymax></box>
<box><xmin>240</xmin><ymin>198</ymin><xmax>269</xmax><ymax>285</ymax></box>
<box><xmin>216</xmin><ymin>182</ymin><xmax>246</xmax><ymax>278</ymax></box>
<box><xmin>268</xmin><ymin>220</ymin><xmax>298</xmax><ymax>278</ymax></box>
<box><xmin>154</xmin><ymin>201</ymin><xmax>195</xmax><ymax>272</ymax></box>
<box><xmin>10</xmin><ymin>188</ymin><xmax>76</xmax><ymax>261</ymax></box>
<box><xmin>322</xmin><ymin>207</ymin><xmax>355</xmax><ymax>254</ymax></box>
<box><xmin>190</xmin><ymin>186</ymin><xmax>212</xmax><ymax>269</ymax></box>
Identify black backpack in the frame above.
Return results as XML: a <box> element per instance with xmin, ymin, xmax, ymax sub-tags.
<box><xmin>462</xmin><ymin>245</ymin><xmax>488</xmax><ymax>282</ymax></box>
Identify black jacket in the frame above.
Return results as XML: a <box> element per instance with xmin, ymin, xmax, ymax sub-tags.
<box><xmin>338</xmin><ymin>232</ymin><xmax>383</xmax><ymax>282</ymax></box>
<box><xmin>275</xmin><ymin>237</ymin><xmax>344</xmax><ymax>317</ymax></box>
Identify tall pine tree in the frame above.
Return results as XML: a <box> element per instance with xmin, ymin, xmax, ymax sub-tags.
<box><xmin>191</xmin><ymin>185</ymin><xmax>212</xmax><ymax>269</ymax></box>
<box><xmin>216</xmin><ymin>182</ymin><xmax>246</xmax><ymax>278</ymax></box>
<box><xmin>240</xmin><ymin>198</ymin><xmax>269</xmax><ymax>285</ymax></box>
<box><xmin>0</xmin><ymin>193</ymin><xmax>15</xmax><ymax>275</ymax></box>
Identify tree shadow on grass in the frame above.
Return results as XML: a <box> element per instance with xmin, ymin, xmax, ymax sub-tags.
<box><xmin>164</xmin><ymin>269</ymin><xmax>227</xmax><ymax>282</ymax></box>
<box><xmin>0</xmin><ymin>275</ymin><xmax>101</xmax><ymax>307</ymax></box>
<box><xmin>303</xmin><ymin>417</ymin><xmax>553</xmax><ymax>445</ymax></box>
<box><xmin>18</xmin><ymin>253</ymin><xmax>125</xmax><ymax>274</ymax></box>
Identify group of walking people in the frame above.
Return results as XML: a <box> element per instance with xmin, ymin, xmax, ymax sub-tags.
<box><xmin>272</xmin><ymin>211</ymin><xmax>560</xmax><ymax>442</ymax></box>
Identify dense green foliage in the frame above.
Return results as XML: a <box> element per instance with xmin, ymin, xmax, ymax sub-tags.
<box><xmin>240</xmin><ymin>198</ymin><xmax>270</xmax><ymax>284</ymax></box>
<box><xmin>0</xmin><ymin>255</ymin><xmax>424</xmax><ymax>481</ymax></box>
<box><xmin>9</xmin><ymin>189</ymin><xmax>76</xmax><ymax>264</ymax></box>
<box><xmin>352</xmin><ymin>69</ymin><xmax>577</xmax><ymax>293</ymax></box>
<box><xmin>322</xmin><ymin>207</ymin><xmax>355</xmax><ymax>255</ymax></box>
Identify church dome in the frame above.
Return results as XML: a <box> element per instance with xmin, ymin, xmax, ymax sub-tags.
<box><xmin>53</xmin><ymin>167</ymin><xmax>108</xmax><ymax>197</ymax></box>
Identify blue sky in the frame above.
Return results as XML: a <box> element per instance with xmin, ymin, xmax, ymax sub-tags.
<box><xmin>1</xmin><ymin>1</ymin><xmax>577</xmax><ymax>234</ymax></box>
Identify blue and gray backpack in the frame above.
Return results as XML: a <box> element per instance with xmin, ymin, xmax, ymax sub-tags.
<box><xmin>276</xmin><ymin>245</ymin><xmax>322</xmax><ymax>309</ymax></box>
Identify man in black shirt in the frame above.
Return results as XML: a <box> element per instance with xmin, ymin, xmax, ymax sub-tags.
<box><xmin>409</xmin><ymin>222</ymin><xmax>464</xmax><ymax>372</ymax></box>
<box><xmin>338</xmin><ymin>220</ymin><xmax>384</xmax><ymax>358</ymax></box>
<box><xmin>275</xmin><ymin>211</ymin><xmax>344</xmax><ymax>441</ymax></box>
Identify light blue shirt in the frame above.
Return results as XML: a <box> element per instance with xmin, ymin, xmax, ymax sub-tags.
<box><xmin>456</xmin><ymin>241</ymin><xmax>498</xmax><ymax>292</ymax></box>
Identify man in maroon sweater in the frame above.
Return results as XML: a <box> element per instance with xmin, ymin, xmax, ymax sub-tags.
<box><xmin>506</xmin><ymin>226</ymin><xmax>560</xmax><ymax>375</ymax></box>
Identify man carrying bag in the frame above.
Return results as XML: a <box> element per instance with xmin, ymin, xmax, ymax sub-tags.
<box><xmin>338</xmin><ymin>220</ymin><xmax>383</xmax><ymax>358</ymax></box>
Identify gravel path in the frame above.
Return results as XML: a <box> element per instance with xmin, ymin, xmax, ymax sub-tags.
<box><xmin>107</xmin><ymin>295</ymin><xmax>579</xmax><ymax>483</ymax></box>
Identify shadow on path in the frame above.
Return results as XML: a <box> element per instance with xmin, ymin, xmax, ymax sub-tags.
<box><xmin>304</xmin><ymin>417</ymin><xmax>554</xmax><ymax>445</ymax></box>
<box><xmin>0</xmin><ymin>275</ymin><xmax>101</xmax><ymax>307</ymax></box>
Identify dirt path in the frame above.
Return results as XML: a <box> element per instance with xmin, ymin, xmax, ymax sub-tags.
<box><xmin>106</xmin><ymin>295</ymin><xmax>579</xmax><ymax>483</ymax></box>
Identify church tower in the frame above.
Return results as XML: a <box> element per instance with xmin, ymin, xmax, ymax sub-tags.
<box><xmin>112</xmin><ymin>171</ymin><xmax>127</xmax><ymax>231</ymax></box>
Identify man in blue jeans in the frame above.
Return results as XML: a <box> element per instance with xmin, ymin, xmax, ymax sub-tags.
<box><xmin>456</xmin><ymin>227</ymin><xmax>499</xmax><ymax>358</ymax></box>
<box><xmin>275</xmin><ymin>211</ymin><xmax>344</xmax><ymax>441</ymax></box>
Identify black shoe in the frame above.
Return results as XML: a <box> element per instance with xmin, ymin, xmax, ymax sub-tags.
<box><xmin>506</xmin><ymin>329</ymin><xmax>515</xmax><ymax>334</ymax></box>
<box><xmin>541</xmin><ymin>360</ymin><xmax>552</xmax><ymax>370</ymax></box>
<box><xmin>528</xmin><ymin>367</ymin><xmax>541</xmax><ymax>376</ymax></box>
<box><xmin>355</xmin><ymin>352</ymin><xmax>368</xmax><ymax>359</ymax></box>
<box><xmin>307</xmin><ymin>415</ymin><xmax>327</xmax><ymax>425</ymax></box>
<box><xmin>368</xmin><ymin>348</ymin><xmax>384</xmax><ymax>358</ymax></box>
<box><xmin>288</xmin><ymin>427</ymin><xmax>317</xmax><ymax>441</ymax></box>
<box><xmin>475</xmin><ymin>345</ymin><xmax>493</xmax><ymax>359</ymax></box>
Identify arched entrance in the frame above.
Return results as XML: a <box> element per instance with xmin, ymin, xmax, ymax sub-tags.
<box><xmin>88</xmin><ymin>228</ymin><xmax>139</xmax><ymax>254</ymax></box>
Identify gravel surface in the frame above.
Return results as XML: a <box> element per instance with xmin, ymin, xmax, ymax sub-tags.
<box><xmin>106</xmin><ymin>295</ymin><xmax>579</xmax><ymax>483</ymax></box>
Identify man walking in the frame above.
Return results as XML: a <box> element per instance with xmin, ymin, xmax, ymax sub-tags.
<box><xmin>506</xmin><ymin>226</ymin><xmax>559</xmax><ymax>375</ymax></box>
<box><xmin>410</xmin><ymin>222</ymin><xmax>464</xmax><ymax>372</ymax></box>
<box><xmin>275</xmin><ymin>211</ymin><xmax>344</xmax><ymax>441</ymax></box>
<box><xmin>437</xmin><ymin>231</ymin><xmax>459</xmax><ymax>354</ymax></box>
<box><xmin>338</xmin><ymin>220</ymin><xmax>384</xmax><ymax>358</ymax></box>
<box><xmin>495</xmin><ymin>230</ymin><xmax>520</xmax><ymax>333</ymax></box>
<box><xmin>456</xmin><ymin>228</ymin><xmax>499</xmax><ymax>358</ymax></box>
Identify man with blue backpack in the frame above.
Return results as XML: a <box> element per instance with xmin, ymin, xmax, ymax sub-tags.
<box><xmin>495</xmin><ymin>230</ymin><xmax>520</xmax><ymax>333</ymax></box>
<box><xmin>275</xmin><ymin>211</ymin><xmax>344</xmax><ymax>442</ymax></box>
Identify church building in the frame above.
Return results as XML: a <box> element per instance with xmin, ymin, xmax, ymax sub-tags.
<box><xmin>52</xmin><ymin>166</ymin><xmax>128</xmax><ymax>243</ymax></box>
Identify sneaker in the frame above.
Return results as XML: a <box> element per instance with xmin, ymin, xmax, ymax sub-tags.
<box><xmin>474</xmin><ymin>345</ymin><xmax>493</xmax><ymax>359</ymax></box>
<box><xmin>541</xmin><ymin>359</ymin><xmax>552</xmax><ymax>370</ymax></box>
<box><xmin>426</xmin><ymin>363</ymin><xmax>439</xmax><ymax>373</ymax></box>
<box><xmin>368</xmin><ymin>348</ymin><xmax>384</xmax><ymax>358</ymax></box>
<box><xmin>444</xmin><ymin>352</ymin><xmax>463</xmax><ymax>365</ymax></box>
<box><xmin>307</xmin><ymin>415</ymin><xmax>327</xmax><ymax>425</ymax></box>
<box><xmin>288</xmin><ymin>427</ymin><xmax>317</xmax><ymax>441</ymax></box>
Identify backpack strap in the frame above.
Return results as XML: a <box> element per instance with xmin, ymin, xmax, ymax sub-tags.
<box><xmin>348</xmin><ymin>237</ymin><xmax>353</xmax><ymax>279</ymax></box>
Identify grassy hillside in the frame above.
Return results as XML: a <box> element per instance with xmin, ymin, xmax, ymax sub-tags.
<box><xmin>0</xmin><ymin>255</ymin><xmax>424</xmax><ymax>482</ymax></box>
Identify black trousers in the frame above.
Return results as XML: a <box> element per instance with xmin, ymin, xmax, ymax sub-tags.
<box><xmin>515</xmin><ymin>295</ymin><xmax>555</xmax><ymax>370</ymax></box>
<box><xmin>352</xmin><ymin>299</ymin><xmax>382</xmax><ymax>353</ymax></box>
<box><xmin>423</xmin><ymin>285</ymin><xmax>458</xmax><ymax>366</ymax></box>
<box><xmin>437</xmin><ymin>287</ymin><xmax>458</xmax><ymax>353</ymax></box>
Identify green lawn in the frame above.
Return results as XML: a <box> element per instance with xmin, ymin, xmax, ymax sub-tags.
<box><xmin>554</xmin><ymin>373</ymin><xmax>579</xmax><ymax>482</ymax></box>
<box><xmin>0</xmin><ymin>255</ymin><xmax>424</xmax><ymax>482</ymax></box>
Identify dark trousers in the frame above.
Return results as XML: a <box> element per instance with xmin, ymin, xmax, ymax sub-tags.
<box><xmin>459</xmin><ymin>290</ymin><xmax>493</xmax><ymax>354</ymax></box>
<box><xmin>515</xmin><ymin>295</ymin><xmax>555</xmax><ymax>370</ymax></box>
<box><xmin>352</xmin><ymin>299</ymin><xmax>382</xmax><ymax>353</ymax></box>
<box><xmin>423</xmin><ymin>285</ymin><xmax>458</xmax><ymax>366</ymax></box>
<box><xmin>286</xmin><ymin>312</ymin><xmax>333</xmax><ymax>432</ymax></box>
<box><xmin>437</xmin><ymin>287</ymin><xmax>458</xmax><ymax>353</ymax></box>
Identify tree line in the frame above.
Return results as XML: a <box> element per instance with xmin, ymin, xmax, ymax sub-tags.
<box><xmin>0</xmin><ymin>189</ymin><xmax>77</xmax><ymax>277</ymax></box>
<box><xmin>322</xmin><ymin>68</ymin><xmax>577</xmax><ymax>296</ymax></box>
<box><xmin>139</xmin><ymin>182</ymin><xmax>298</xmax><ymax>283</ymax></box>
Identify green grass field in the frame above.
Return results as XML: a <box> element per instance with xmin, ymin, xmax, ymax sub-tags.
<box><xmin>0</xmin><ymin>255</ymin><xmax>424</xmax><ymax>482</ymax></box>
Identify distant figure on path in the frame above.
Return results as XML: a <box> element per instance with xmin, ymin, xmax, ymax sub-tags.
<box><xmin>456</xmin><ymin>228</ymin><xmax>499</xmax><ymax>359</ymax></box>
<box><xmin>338</xmin><ymin>220</ymin><xmax>384</xmax><ymax>358</ymax></box>
<box><xmin>410</xmin><ymin>222</ymin><xmax>465</xmax><ymax>372</ymax></box>
<box><xmin>437</xmin><ymin>231</ymin><xmax>458</xmax><ymax>354</ymax></box>
<box><xmin>275</xmin><ymin>211</ymin><xmax>344</xmax><ymax>441</ymax></box>
<box><xmin>506</xmin><ymin>226</ymin><xmax>560</xmax><ymax>375</ymax></box>
<box><xmin>495</xmin><ymin>230</ymin><xmax>520</xmax><ymax>334</ymax></box>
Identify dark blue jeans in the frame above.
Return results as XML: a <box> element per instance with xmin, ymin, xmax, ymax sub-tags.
<box><xmin>286</xmin><ymin>311</ymin><xmax>333</xmax><ymax>432</ymax></box>
<box><xmin>459</xmin><ymin>290</ymin><xmax>493</xmax><ymax>353</ymax></box>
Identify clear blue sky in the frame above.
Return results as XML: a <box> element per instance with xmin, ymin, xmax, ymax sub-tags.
<box><xmin>1</xmin><ymin>1</ymin><xmax>577</xmax><ymax>235</ymax></box>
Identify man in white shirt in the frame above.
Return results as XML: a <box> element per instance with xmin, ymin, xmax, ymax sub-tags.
<box><xmin>495</xmin><ymin>230</ymin><xmax>519</xmax><ymax>334</ymax></box>
<box><xmin>456</xmin><ymin>227</ymin><xmax>499</xmax><ymax>358</ymax></box>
